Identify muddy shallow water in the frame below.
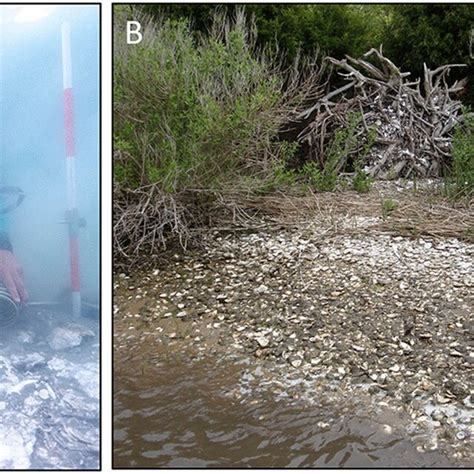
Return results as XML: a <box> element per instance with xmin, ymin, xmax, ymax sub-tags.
<box><xmin>114</xmin><ymin>208</ymin><xmax>473</xmax><ymax>468</ymax></box>
<box><xmin>114</xmin><ymin>356</ymin><xmax>460</xmax><ymax>468</ymax></box>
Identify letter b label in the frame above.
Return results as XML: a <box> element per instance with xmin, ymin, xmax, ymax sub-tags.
<box><xmin>127</xmin><ymin>21</ymin><xmax>142</xmax><ymax>44</ymax></box>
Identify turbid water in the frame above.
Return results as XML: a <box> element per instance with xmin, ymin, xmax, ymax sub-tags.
<box><xmin>114</xmin><ymin>183</ymin><xmax>472</xmax><ymax>468</ymax></box>
<box><xmin>114</xmin><ymin>355</ymin><xmax>459</xmax><ymax>468</ymax></box>
<box><xmin>0</xmin><ymin>306</ymin><xmax>99</xmax><ymax>469</ymax></box>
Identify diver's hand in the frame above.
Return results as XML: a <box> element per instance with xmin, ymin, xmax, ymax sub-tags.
<box><xmin>0</xmin><ymin>250</ymin><xmax>28</xmax><ymax>304</ymax></box>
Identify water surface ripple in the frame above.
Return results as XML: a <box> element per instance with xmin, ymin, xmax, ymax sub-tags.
<box><xmin>114</xmin><ymin>358</ymin><xmax>454</xmax><ymax>468</ymax></box>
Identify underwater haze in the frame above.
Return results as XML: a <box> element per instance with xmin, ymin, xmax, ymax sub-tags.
<box><xmin>0</xmin><ymin>4</ymin><xmax>99</xmax><ymax>303</ymax></box>
<box><xmin>0</xmin><ymin>5</ymin><xmax>100</xmax><ymax>469</ymax></box>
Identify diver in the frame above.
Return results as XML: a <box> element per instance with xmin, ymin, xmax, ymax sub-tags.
<box><xmin>0</xmin><ymin>231</ymin><xmax>27</xmax><ymax>304</ymax></box>
<box><xmin>0</xmin><ymin>187</ymin><xmax>28</xmax><ymax>306</ymax></box>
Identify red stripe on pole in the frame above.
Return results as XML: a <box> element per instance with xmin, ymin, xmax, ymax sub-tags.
<box><xmin>64</xmin><ymin>88</ymin><xmax>75</xmax><ymax>157</ymax></box>
<box><xmin>69</xmin><ymin>236</ymin><xmax>80</xmax><ymax>291</ymax></box>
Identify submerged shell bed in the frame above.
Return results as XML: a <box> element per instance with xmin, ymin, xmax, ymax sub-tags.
<box><xmin>0</xmin><ymin>307</ymin><xmax>99</xmax><ymax>469</ymax></box>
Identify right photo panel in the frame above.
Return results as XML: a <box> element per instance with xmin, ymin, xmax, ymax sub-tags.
<box><xmin>113</xmin><ymin>3</ymin><xmax>473</xmax><ymax>468</ymax></box>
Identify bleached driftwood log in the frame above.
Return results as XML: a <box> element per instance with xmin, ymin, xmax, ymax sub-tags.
<box><xmin>297</xmin><ymin>46</ymin><xmax>467</xmax><ymax>179</ymax></box>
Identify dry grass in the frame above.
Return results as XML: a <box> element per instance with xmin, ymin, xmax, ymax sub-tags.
<box><xmin>202</xmin><ymin>184</ymin><xmax>474</xmax><ymax>242</ymax></box>
<box><xmin>115</xmin><ymin>182</ymin><xmax>472</xmax><ymax>272</ymax></box>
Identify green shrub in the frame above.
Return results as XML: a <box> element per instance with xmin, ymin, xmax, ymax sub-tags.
<box><xmin>302</xmin><ymin>112</ymin><xmax>371</xmax><ymax>192</ymax></box>
<box><xmin>114</xmin><ymin>10</ymin><xmax>315</xmax><ymax>194</ymax></box>
<box><xmin>352</xmin><ymin>170</ymin><xmax>373</xmax><ymax>193</ymax></box>
<box><xmin>139</xmin><ymin>4</ymin><xmax>474</xmax><ymax>106</ymax></box>
<box><xmin>352</xmin><ymin>123</ymin><xmax>377</xmax><ymax>193</ymax></box>
<box><xmin>142</xmin><ymin>4</ymin><xmax>388</xmax><ymax>63</ymax></box>
<box><xmin>381</xmin><ymin>198</ymin><xmax>398</xmax><ymax>220</ymax></box>
<box><xmin>301</xmin><ymin>161</ymin><xmax>337</xmax><ymax>191</ymax></box>
<box><xmin>238</xmin><ymin>141</ymin><xmax>299</xmax><ymax>194</ymax></box>
<box><xmin>383</xmin><ymin>5</ymin><xmax>473</xmax><ymax>106</ymax></box>
<box><xmin>445</xmin><ymin>110</ymin><xmax>474</xmax><ymax>198</ymax></box>
<box><xmin>113</xmin><ymin>8</ymin><xmax>323</xmax><ymax>257</ymax></box>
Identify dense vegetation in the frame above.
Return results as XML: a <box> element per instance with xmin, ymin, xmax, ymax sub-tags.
<box><xmin>139</xmin><ymin>4</ymin><xmax>473</xmax><ymax>104</ymax></box>
<box><xmin>114</xmin><ymin>9</ymin><xmax>323</xmax><ymax>256</ymax></box>
<box><xmin>114</xmin><ymin>10</ymin><xmax>318</xmax><ymax>193</ymax></box>
<box><xmin>114</xmin><ymin>5</ymin><xmax>473</xmax><ymax>258</ymax></box>
<box><xmin>446</xmin><ymin>110</ymin><xmax>474</xmax><ymax>198</ymax></box>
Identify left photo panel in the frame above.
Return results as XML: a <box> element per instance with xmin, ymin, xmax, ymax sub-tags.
<box><xmin>0</xmin><ymin>4</ymin><xmax>100</xmax><ymax>469</ymax></box>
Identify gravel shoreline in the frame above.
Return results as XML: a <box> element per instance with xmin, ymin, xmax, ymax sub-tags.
<box><xmin>115</xmin><ymin>185</ymin><xmax>473</xmax><ymax>465</ymax></box>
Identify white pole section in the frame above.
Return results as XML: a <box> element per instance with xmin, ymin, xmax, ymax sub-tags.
<box><xmin>61</xmin><ymin>22</ymin><xmax>81</xmax><ymax>318</ymax></box>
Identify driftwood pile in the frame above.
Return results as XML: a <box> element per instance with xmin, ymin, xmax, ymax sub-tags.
<box><xmin>297</xmin><ymin>47</ymin><xmax>467</xmax><ymax>179</ymax></box>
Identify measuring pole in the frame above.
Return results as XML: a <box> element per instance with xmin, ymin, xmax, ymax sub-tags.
<box><xmin>61</xmin><ymin>22</ymin><xmax>82</xmax><ymax>318</ymax></box>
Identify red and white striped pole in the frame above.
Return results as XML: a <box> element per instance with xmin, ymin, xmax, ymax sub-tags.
<box><xmin>61</xmin><ymin>22</ymin><xmax>81</xmax><ymax>318</ymax></box>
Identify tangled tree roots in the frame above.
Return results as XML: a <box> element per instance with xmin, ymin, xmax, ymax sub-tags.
<box><xmin>113</xmin><ymin>186</ymin><xmax>195</xmax><ymax>264</ymax></box>
<box><xmin>297</xmin><ymin>46</ymin><xmax>467</xmax><ymax>179</ymax></box>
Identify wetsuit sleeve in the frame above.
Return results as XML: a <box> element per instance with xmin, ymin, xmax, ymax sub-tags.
<box><xmin>0</xmin><ymin>197</ymin><xmax>12</xmax><ymax>252</ymax></box>
<box><xmin>0</xmin><ymin>232</ymin><xmax>12</xmax><ymax>252</ymax></box>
